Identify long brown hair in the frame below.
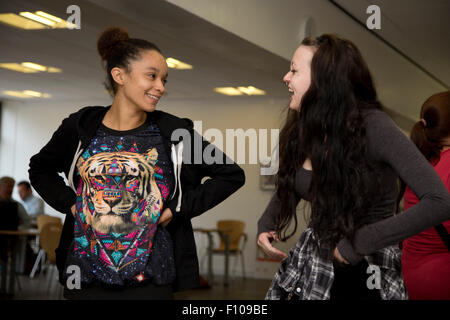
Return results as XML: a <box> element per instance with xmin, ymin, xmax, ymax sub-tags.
<box><xmin>276</xmin><ymin>34</ymin><xmax>383</xmax><ymax>249</ymax></box>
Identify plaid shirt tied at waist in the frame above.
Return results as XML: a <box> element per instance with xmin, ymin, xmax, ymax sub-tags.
<box><xmin>266</xmin><ymin>228</ymin><xmax>408</xmax><ymax>300</ymax></box>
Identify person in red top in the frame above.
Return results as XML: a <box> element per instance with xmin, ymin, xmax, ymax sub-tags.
<box><xmin>401</xmin><ymin>91</ymin><xmax>450</xmax><ymax>300</ymax></box>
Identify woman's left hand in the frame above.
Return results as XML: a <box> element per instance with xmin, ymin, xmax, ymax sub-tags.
<box><xmin>333</xmin><ymin>247</ymin><xmax>350</xmax><ymax>265</ymax></box>
<box><xmin>158</xmin><ymin>208</ymin><xmax>173</xmax><ymax>227</ymax></box>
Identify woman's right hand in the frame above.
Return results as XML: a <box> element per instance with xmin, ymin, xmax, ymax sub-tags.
<box><xmin>71</xmin><ymin>204</ymin><xmax>76</xmax><ymax>217</ymax></box>
<box><xmin>257</xmin><ymin>231</ymin><xmax>288</xmax><ymax>259</ymax></box>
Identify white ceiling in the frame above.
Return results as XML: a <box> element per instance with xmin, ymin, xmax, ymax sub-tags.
<box><xmin>0</xmin><ymin>0</ymin><xmax>289</xmax><ymax>103</ymax></box>
<box><xmin>0</xmin><ymin>0</ymin><xmax>448</xmax><ymax>124</ymax></box>
<box><xmin>334</xmin><ymin>0</ymin><xmax>450</xmax><ymax>88</ymax></box>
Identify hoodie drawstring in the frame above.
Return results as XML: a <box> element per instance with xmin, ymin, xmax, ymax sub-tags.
<box><xmin>175</xmin><ymin>141</ymin><xmax>184</xmax><ymax>212</ymax></box>
<box><xmin>68</xmin><ymin>140</ymin><xmax>83</xmax><ymax>191</ymax></box>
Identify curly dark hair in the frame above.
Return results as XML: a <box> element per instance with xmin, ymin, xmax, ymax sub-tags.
<box><xmin>276</xmin><ymin>34</ymin><xmax>383</xmax><ymax>250</ymax></box>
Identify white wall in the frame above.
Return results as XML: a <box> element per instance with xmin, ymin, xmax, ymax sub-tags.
<box><xmin>163</xmin><ymin>97</ymin><xmax>309</xmax><ymax>278</ymax></box>
<box><xmin>0</xmin><ymin>96</ymin><xmax>308</xmax><ymax>279</ymax></box>
<box><xmin>0</xmin><ymin>98</ymin><xmax>111</xmax><ymax>220</ymax></box>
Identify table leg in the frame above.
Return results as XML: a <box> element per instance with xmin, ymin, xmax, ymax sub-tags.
<box><xmin>30</xmin><ymin>249</ymin><xmax>44</xmax><ymax>278</ymax></box>
<box><xmin>224</xmin><ymin>234</ymin><xmax>229</xmax><ymax>287</ymax></box>
<box><xmin>8</xmin><ymin>239</ymin><xmax>17</xmax><ymax>295</ymax></box>
<box><xmin>0</xmin><ymin>253</ymin><xmax>6</xmax><ymax>294</ymax></box>
<box><xmin>207</xmin><ymin>232</ymin><xmax>213</xmax><ymax>285</ymax></box>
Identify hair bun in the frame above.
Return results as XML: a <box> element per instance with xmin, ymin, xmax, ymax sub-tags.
<box><xmin>97</xmin><ymin>27</ymin><xmax>130</xmax><ymax>61</ymax></box>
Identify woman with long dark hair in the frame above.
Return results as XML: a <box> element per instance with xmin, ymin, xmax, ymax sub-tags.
<box><xmin>28</xmin><ymin>27</ymin><xmax>245</xmax><ymax>299</ymax></box>
<box><xmin>400</xmin><ymin>91</ymin><xmax>450</xmax><ymax>299</ymax></box>
<box><xmin>257</xmin><ymin>34</ymin><xmax>450</xmax><ymax>300</ymax></box>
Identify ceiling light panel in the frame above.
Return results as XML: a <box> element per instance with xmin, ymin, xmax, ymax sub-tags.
<box><xmin>0</xmin><ymin>62</ymin><xmax>62</xmax><ymax>73</ymax></box>
<box><xmin>214</xmin><ymin>86</ymin><xmax>266</xmax><ymax>96</ymax></box>
<box><xmin>0</xmin><ymin>13</ymin><xmax>48</xmax><ymax>29</ymax></box>
<box><xmin>19</xmin><ymin>12</ymin><xmax>56</xmax><ymax>27</ymax></box>
<box><xmin>237</xmin><ymin>86</ymin><xmax>266</xmax><ymax>95</ymax></box>
<box><xmin>2</xmin><ymin>90</ymin><xmax>51</xmax><ymax>99</ymax></box>
<box><xmin>166</xmin><ymin>57</ymin><xmax>193</xmax><ymax>70</ymax></box>
<box><xmin>214</xmin><ymin>87</ymin><xmax>244</xmax><ymax>96</ymax></box>
<box><xmin>21</xmin><ymin>62</ymin><xmax>47</xmax><ymax>72</ymax></box>
<box><xmin>2</xmin><ymin>90</ymin><xmax>33</xmax><ymax>98</ymax></box>
<box><xmin>0</xmin><ymin>63</ymin><xmax>39</xmax><ymax>73</ymax></box>
<box><xmin>0</xmin><ymin>11</ymin><xmax>75</xmax><ymax>30</ymax></box>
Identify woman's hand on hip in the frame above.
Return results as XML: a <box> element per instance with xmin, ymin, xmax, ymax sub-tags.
<box><xmin>257</xmin><ymin>231</ymin><xmax>287</xmax><ymax>259</ymax></box>
<box><xmin>333</xmin><ymin>247</ymin><xmax>350</xmax><ymax>265</ymax></box>
<box><xmin>158</xmin><ymin>208</ymin><xmax>173</xmax><ymax>227</ymax></box>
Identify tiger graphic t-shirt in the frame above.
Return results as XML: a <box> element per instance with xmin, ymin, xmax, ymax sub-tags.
<box><xmin>66</xmin><ymin>118</ymin><xmax>176</xmax><ymax>288</ymax></box>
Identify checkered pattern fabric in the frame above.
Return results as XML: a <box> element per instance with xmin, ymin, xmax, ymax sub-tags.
<box><xmin>265</xmin><ymin>228</ymin><xmax>408</xmax><ymax>300</ymax></box>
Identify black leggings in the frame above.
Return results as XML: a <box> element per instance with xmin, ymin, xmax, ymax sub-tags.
<box><xmin>330</xmin><ymin>259</ymin><xmax>381</xmax><ymax>300</ymax></box>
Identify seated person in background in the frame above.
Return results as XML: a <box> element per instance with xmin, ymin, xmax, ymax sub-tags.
<box><xmin>0</xmin><ymin>177</ymin><xmax>29</xmax><ymax>229</ymax></box>
<box><xmin>0</xmin><ymin>176</ymin><xmax>29</xmax><ymax>263</ymax></box>
<box><xmin>17</xmin><ymin>181</ymin><xmax>44</xmax><ymax>219</ymax></box>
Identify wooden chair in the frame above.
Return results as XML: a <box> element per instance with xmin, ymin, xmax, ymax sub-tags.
<box><xmin>29</xmin><ymin>215</ymin><xmax>62</xmax><ymax>279</ymax></box>
<box><xmin>38</xmin><ymin>222</ymin><xmax>63</xmax><ymax>296</ymax></box>
<box><xmin>211</xmin><ymin>220</ymin><xmax>248</xmax><ymax>283</ymax></box>
<box><xmin>39</xmin><ymin>223</ymin><xmax>62</xmax><ymax>264</ymax></box>
<box><xmin>36</xmin><ymin>215</ymin><xmax>61</xmax><ymax>232</ymax></box>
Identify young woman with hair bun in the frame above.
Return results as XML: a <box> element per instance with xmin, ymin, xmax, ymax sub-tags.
<box><xmin>400</xmin><ymin>91</ymin><xmax>450</xmax><ymax>300</ymax></box>
<box><xmin>28</xmin><ymin>27</ymin><xmax>245</xmax><ymax>299</ymax></box>
<box><xmin>257</xmin><ymin>35</ymin><xmax>450</xmax><ymax>300</ymax></box>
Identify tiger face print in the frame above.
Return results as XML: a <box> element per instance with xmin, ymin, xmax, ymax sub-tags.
<box><xmin>76</xmin><ymin>148</ymin><xmax>162</xmax><ymax>234</ymax></box>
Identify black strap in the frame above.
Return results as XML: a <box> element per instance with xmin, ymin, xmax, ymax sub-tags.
<box><xmin>434</xmin><ymin>224</ymin><xmax>450</xmax><ymax>251</ymax></box>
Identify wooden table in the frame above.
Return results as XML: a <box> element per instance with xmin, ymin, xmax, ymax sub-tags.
<box><xmin>193</xmin><ymin>228</ymin><xmax>230</xmax><ymax>286</ymax></box>
<box><xmin>0</xmin><ymin>228</ymin><xmax>39</xmax><ymax>295</ymax></box>
<box><xmin>0</xmin><ymin>229</ymin><xmax>39</xmax><ymax>237</ymax></box>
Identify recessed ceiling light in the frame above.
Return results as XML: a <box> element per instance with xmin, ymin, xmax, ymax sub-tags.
<box><xmin>0</xmin><ymin>63</ymin><xmax>39</xmax><ymax>73</ymax></box>
<box><xmin>0</xmin><ymin>11</ymin><xmax>76</xmax><ymax>30</ymax></box>
<box><xmin>21</xmin><ymin>62</ymin><xmax>47</xmax><ymax>72</ymax></box>
<box><xmin>214</xmin><ymin>87</ymin><xmax>244</xmax><ymax>96</ymax></box>
<box><xmin>34</xmin><ymin>11</ymin><xmax>77</xmax><ymax>29</ymax></box>
<box><xmin>2</xmin><ymin>90</ymin><xmax>33</xmax><ymax>98</ymax></box>
<box><xmin>35</xmin><ymin>11</ymin><xmax>63</xmax><ymax>23</ymax></box>
<box><xmin>22</xmin><ymin>90</ymin><xmax>43</xmax><ymax>97</ymax></box>
<box><xmin>214</xmin><ymin>86</ymin><xmax>266</xmax><ymax>96</ymax></box>
<box><xmin>166</xmin><ymin>57</ymin><xmax>193</xmax><ymax>70</ymax></box>
<box><xmin>237</xmin><ymin>86</ymin><xmax>266</xmax><ymax>95</ymax></box>
<box><xmin>0</xmin><ymin>62</ymin><xmax>62</xmax><ymax>73</ymax></box>
<box><xmin>19</xmin><ymin>12</ymin><xmax>56</xmax><ymax>27</ymax></box>
<box><xmin>0</xmin><ymin>13</ymin><xmax>48</xmax><ymax>29</ymax></box>
<box><xmin>47</xmin><ymin>67</ymin><xmax>62</xmax><ymax>73</ymax></box>
<box><xmin>2</xmin><ymin>90</ymin><xmax>51</xmax><ymax>98</ymax></box>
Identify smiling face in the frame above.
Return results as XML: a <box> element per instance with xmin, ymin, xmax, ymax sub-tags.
<box><xmin>115</xmin><ymin>50</ymin><xmax>168</xmax><ymax>113</ymax></box>
<box><xmin>283</xmin><ymin>45</ymin><xmax>315</xmax><ymax>111</ymax></box>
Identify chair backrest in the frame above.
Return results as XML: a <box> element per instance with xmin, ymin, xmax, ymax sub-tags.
<box><xmin>39</xmin><ymin>222</ymin><xmax>63</xmax><ymax>263</ymax></box>
<box><xmin>217</xmin><ymin>220</ymin><xmax>245</xmax><ymax>251</ymax></box>
<box><xmin>37</xmin><ymin>214</ymin><xmax>61</xmax><ymax>232</ymax></box>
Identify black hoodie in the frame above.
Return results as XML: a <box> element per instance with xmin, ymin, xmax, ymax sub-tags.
<box><xmin>29</xmin><ymin>105</ymin><xmax>245</xmax><ymax>292</ymax></box>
